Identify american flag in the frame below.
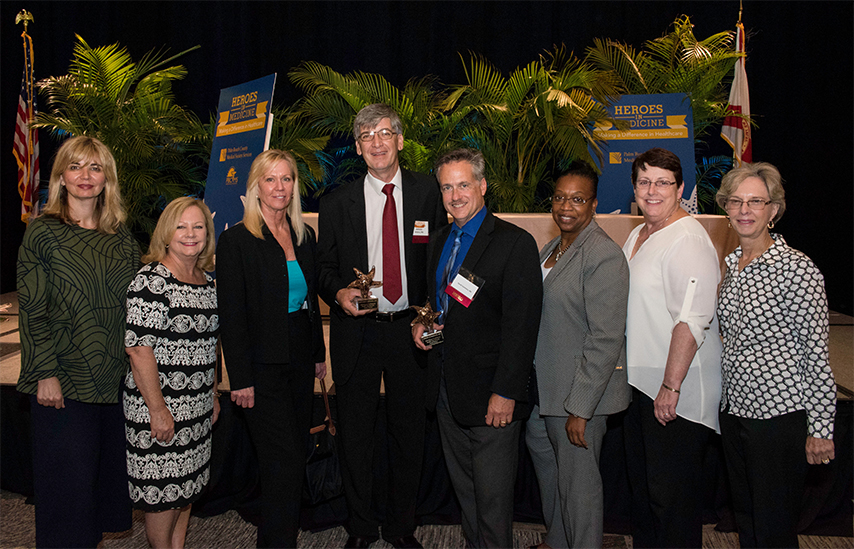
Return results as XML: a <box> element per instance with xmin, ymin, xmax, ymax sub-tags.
<box><xmin>13</xmin><ymin>31</ymin><xmax>40</xmax><ymax>223</ymax></box>
<box><xmin>721</xmin><ymin>21</ymin><xmax>752</xmax><ymax>166</ymax></box>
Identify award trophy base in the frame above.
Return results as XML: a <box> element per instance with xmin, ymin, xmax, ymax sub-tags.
<box><xmin>357</xmin><ymin>297</ymin><xmax>378</xmax><ymax>310</ymax></box>
<box><xmin>421</xmin><ymin>330</ymin><xmax>444</xmax><ymax>346</ymax></box>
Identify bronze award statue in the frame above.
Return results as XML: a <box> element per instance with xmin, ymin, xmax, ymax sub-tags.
<box><xmin>410</xmin><ymin>301</ymin><xmax>444</xmax><ymax>346</ymax></box>
<box><xmin>348</xmin><ymin>266</ymin><xmax>382</xmax><ymax>310</ymax></box>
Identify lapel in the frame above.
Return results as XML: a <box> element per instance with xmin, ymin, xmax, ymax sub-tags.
<box><xmin>288</xmin><ymin>218</ymin><xmax>309</xmax><ymax>268</ymax></box>
<box><xmin>345</xmin><ymin>175</ymin><xmax>370</xmax><ymax>270</ymax></box>
<box><xmin>401</xmin><ymin>168</ymin><xmax>419</xmax><ymax>272</ymax></box>
<box><xmin>445</xmin><ymin>211</ymin><xmax>495</xmax><ymax>319</ymax></box>
<box><xmin>459</xmin><ymin>210</ymin><xmax>495</xmax><ymax>273</ymax></box>
<box><xmin>542</xmin><ymin>219</ymin><xmax>599</xmax><ymax>289</ymax></box>
<box><xmin>430</xmin><ymin>222</ymin><xmax>453</xmax><ymax>296</ymax></box>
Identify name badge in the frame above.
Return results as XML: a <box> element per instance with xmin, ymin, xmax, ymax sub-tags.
<box><xmin>444</xmin><ymin>267</ymin><xmax>484</xmax><ymax>307</ymax></box>
<box><xmin>412</xmin><ymin>221</ymin><xmax>429</xmax><ymax>243</ymax></box>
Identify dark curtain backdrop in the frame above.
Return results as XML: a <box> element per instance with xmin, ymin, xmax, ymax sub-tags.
<box><xmin>2</xmin><ymin>1</ymin><xmax>851</xmax><ymax>314</ymax></box>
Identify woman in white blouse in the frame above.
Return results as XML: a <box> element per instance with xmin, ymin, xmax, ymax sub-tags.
<box><xmin>716</xmin><ymin>162</ymin><xmax>835</xmax><ymax>548</ymax></box>
<box><xmin>622</xmin><ymin>148</ymin><xmax>722</xmax><ymax>548</ymax></box>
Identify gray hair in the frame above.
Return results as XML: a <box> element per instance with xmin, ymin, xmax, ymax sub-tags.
<box><xmin>716</xmin><ymin>162</ymin><xmax>786</xmax><ymax>223</ymax></box>
<box><xmin>353</xmin><ymin>103</ymin><xmax>403</xmax><ymax>139</ymax></box>
<box><xmin>434</xmin><ymin>148</ymin><xmax>486</xmax><ymax>181</ymax></box>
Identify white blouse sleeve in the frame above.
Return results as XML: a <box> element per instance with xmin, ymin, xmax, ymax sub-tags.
<box><xmin>661</xmin><ymin>232</ymin><xmax>721</xmax><ymax>348</ymax></box>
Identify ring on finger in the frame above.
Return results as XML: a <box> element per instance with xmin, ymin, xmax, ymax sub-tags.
<box><xmin>822</xmin><ymin>458</ymin><xmax>830</xmax><ymax>464</ymax></box>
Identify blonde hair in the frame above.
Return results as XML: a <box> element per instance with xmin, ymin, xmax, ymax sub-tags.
<box><xmin>144</xmin><ymin>197</ymin><xmax>216</xmax><ymax>272</ymax></box>
<box><xmin>41</xmin><ymin>136</ymin><xmax>126</xmax><ymax>234</ymax></box>
<box><xmin>716</xmin><ymin>162</ymin><xmax>786</xmax><ymax>224</ymax></box>
<box><xmin>243</xmin><ymin>149</ymin><xmax>306</xmax><ymax>244</ymax></box>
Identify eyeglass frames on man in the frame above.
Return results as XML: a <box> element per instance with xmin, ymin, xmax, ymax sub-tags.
<box><xmin>357</xmin><ymin>129</ymin><xmax>397</xmax><ymax>142</ymax></box>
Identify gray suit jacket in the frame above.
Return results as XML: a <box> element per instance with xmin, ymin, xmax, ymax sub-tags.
<box><xmin>534</xmin><ymin>219</ymin><xmax>631</xmax><ymax>418</ymax></box>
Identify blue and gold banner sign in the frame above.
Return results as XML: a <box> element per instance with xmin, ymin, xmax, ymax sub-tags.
<box><xmin>204</xmin><ymin>74</ymin><xmax>276</xmax><ymax>240</ymax></box>
<box><xmin>593</xmin><ymin>93</ymin><xmax>697</xmax><ymax>214</ymax></box>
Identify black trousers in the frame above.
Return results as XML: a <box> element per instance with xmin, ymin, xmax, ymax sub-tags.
<box><xmin>436</xmin><ymin>378</ymin><xmax>521</xmax><ymax>548</ymax></box>
<box><xmin>243</xmin><ymin>310</ymin><xmax>315</xmax><ymax>548</ymax></box>
<box><xmin>335</xmin><ymin>317</ymin><xmax>427</xmax><ymax>541</ymax></box>
<box><xmin>719</xmin><ymin>409</ymin><xmax>808</xmax><ymax>548</ymax></box>
<box><xmin>30</xmin><ymin>394</ymin><xmax>132</xmax><ymax>548</ymax></box>
<box><xmin>624</xmin><ymin>388</ymin><xmax>712</xmax><ymax>548</ymax></box>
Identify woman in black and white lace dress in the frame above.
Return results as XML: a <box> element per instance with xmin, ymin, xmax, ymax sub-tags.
<box><xmin>124</xmin><ymin>197</ymin><xmax>219</xmax><ymax>548</ymax></box>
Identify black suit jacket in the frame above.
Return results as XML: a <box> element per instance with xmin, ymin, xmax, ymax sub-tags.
<box><xmin>427</xmin><ymin>211</ymin><xmax>543</xmax><ymax>427</ymax></box>
<box><xmin>317</xmin><ymin>168</ymin><xmax>448</xmax><ymax>385</ymax></box>
<box><xmin>216</xmin><ymin>221</ymin><xmax>325</xmax><ymax>391</ymax></box>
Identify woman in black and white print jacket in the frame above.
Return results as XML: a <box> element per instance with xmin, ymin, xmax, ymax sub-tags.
<box><xmin>716</xmin><ymin>161</ymin><xmax>836</xmax><ymax>549</ymax></box>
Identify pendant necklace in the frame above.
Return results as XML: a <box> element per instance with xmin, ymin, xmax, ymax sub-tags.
<box><xmin>554</xmin><ymin>241</ymin><xmax>572</xmax><ymax>262</ymax></box>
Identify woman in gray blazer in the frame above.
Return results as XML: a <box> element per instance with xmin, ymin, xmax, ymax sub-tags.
<box><xmin>526</xmin><ymin>162</ymin><xmax>631</xmax><ymax>549</ymax></box>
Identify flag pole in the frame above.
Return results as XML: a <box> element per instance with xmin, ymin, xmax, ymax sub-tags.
<box><xmin>14</xmin><ymin>9</ymin><xmax>41</xmax><ymax>223</ymax></box>
<box><xmin>720</xmin><ymin>2</ymin><xmax>752</xmax><ymax>166</ymax></box>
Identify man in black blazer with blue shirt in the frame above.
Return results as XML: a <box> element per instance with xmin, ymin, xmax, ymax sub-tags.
<box><xmin>412</xmin><ymin>148</ymin><xmax>542</xmax><ymax>548</ymax></box>
<box><xmin>317</xmin><ymin>104</ymin><xmax>447</xmax><ymax>549</ymax></box>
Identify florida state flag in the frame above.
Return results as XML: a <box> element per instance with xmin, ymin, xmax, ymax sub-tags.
<box><xmin>721</xmin><ymin>21</ymin><xmax>752</xmax><ymax>165</ymax></box>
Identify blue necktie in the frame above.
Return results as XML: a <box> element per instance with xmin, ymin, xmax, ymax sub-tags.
<box><xmin>440</xmin><ymin>228</ymin><xmax>462</xmax><ymax>322</ymax></box>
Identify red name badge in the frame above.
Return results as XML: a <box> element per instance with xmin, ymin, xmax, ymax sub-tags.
<box><xmin>412</xmin><ymin>221</ymin><xmax>429</xmax><ymax>243</ymax></box>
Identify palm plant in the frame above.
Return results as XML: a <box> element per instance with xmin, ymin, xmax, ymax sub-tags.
<box><xmin>268</xmin><ymin>105</ymin><xmax>331</xmax><ymax>198</ymax></box>
<box><xmin>695</xmin><ymin>155</ymin><xmax>733</xmax><ymax>214</ymax></box>
<box><xmin>34</xmin><ymin>35</ymin><xmax>204</xmax><ymax>240</ymax></box>
<box><xmin>446</xmin><ymin>47</ymin><xmax>623</xmax><ymax>212</ymax></box>
<box><xmin>586</xmin><ymin>15</ymin><xmax>744</xmax><ymax>144</ymax></box>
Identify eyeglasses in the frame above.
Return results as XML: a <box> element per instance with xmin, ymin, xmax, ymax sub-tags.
<box><xmin>724</xmin><ymin>198</ymin><xmax>773</xmax><ymax>211</ymax></box>
<box><xmin>635</xmin><ymin>179</ymin><xmax>677</xmax><ymax>189</ymax></box>
<box><xmin>357</xmin><ymin>128</ymin><xmax>397</xmax><ymax>143</ymax></box>
<box><xmin>551</xmin><ymin>195</ymin><xmax>592</xmax><ymax>206</ymax></box>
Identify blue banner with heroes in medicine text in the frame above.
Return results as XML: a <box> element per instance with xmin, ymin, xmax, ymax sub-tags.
<box><xmin>204</xmin><ymin>74</ymin><xmax>276</xmax><ymax>241</ymax></box>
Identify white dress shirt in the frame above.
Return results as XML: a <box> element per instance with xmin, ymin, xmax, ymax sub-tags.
<box><xmin>364</xmin><ymin>169</ymin><xmax>409</xmax><ymax>312</ymax></box>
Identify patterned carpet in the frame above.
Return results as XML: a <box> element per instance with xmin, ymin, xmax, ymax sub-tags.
<box><xmin>0</xmin><ymin>490</ymin><xmax>629</xmax><ymax>549</ymax></box>
<box><xmin>4</xmin><ymin>489</ymin><xmax>854</xmax><ymax>549</ymax></box>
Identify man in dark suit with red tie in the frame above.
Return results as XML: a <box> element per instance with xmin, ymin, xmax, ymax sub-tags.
<box><xmin>412</xmin><ymin>148</ymin><xmax>543</xmax><ymax>548</ymax></box>
<box><xmin>317</xmin><ymin>104</ymin><xmax>447</xmax><ymax>549</ymax></box>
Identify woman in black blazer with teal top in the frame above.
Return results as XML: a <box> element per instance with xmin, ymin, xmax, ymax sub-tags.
<box><xmin>216</xmin><ymin>149</ymin><xmax>326</xmax><ymax>548</ymax></box>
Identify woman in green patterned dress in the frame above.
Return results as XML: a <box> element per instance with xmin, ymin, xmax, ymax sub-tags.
<box><xmin>17</xmin><ymin>136</ymin><xmax>140</xmax><ymax>547</ymax></box>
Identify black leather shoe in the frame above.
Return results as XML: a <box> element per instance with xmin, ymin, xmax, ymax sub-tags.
<box><xmin>387</xmin><ymin>535</ymin><xmax>423</xmax><ymax>549</ymax></box>
<box><xmin>344</xmin><ymin>535</ymin><xmax>374</xmax><ymax>548</ymax></box>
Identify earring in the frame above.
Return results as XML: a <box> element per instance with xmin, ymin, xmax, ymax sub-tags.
<box><xmin>767</xmin><ymin>220</ymin><xmax>775</xmax><ymax>229</ymax></box>
<box><xmin>726</xmin><ymin>216</ymin><xmax>731</xmax><ymax>228</ymax></box>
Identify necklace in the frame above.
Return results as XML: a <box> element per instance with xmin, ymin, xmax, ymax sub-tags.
<box><xmin>647</xmin><ymin>208</ymin><xmax>679</xmax><ymax>235</ymax></box>
<box><xmin>554</xmin><ymin>241</ymin><xmax>572</xmax><ymax>261</ymax></box>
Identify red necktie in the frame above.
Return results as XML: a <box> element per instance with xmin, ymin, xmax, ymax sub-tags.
<box><xmin>382</xmin><ymin>184</ymin><xmax>402</xmax><ymax>304</ymax></box>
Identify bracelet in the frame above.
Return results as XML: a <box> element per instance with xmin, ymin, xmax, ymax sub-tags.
<box><xmin>213</xmin><ymin>391</ymin><xmax>222</xmax><ymax>398</ymax></box>
<box><xmin>661</xmin><ymin>383</ymin><xmax>680</xmax><ymax>394</ymax></box>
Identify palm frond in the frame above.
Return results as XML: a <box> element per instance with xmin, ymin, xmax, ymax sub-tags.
<box><xmin>35</xmin><ymin>35</ymin><xmax>204</xmax><ymax>242</ymax></box>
